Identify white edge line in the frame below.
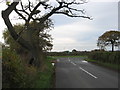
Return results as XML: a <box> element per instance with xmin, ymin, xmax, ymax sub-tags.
<box><xmin>79</xmin><ymin>67</ymin><xmax>98</xmax><ymax>79</ymax></box>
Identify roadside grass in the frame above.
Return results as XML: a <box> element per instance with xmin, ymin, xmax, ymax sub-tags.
<box><xmin>34</xmin><ymin>56</ymin><xmax>56</xmax><ymax>88</ymax></box>
<box><xmin>47</xmin><ymin>56</ymin><xmax>56</xmax><ymax>60</ymax></box>
<box><xmin>85</xmin><ymin>58</ymin><xmax>119</xmax><ymax>71</ymax></box>
<box><xmin>53</xmin><ymin>55</ymin><xmax>87</xmax><ymax>58</ymax></box>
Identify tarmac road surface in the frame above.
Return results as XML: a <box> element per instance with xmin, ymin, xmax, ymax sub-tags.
<box><xmin>55</xmin><ymin>57</ymin><xmax>118</xmax><ymax>88</ymax></box>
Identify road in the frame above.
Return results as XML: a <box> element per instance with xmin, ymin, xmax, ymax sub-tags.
<box><xmin>55</xmin><ymin>57</ymin><xmax>118</xmax><ymax>88</ymax></box>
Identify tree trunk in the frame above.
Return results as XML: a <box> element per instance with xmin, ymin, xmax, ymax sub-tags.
<box><xmin>27</xmin><ymin>28</ymin><xmax>44</xmax><ymax>68</ymax></box>
<box><xmin>30</xmin><ymin>48</ymin><xmax>43</xmax><ymax>68</ymax></box>
<box><xmin>2</xmin><ymin>2</ymin><xmax>44</xmax><ymax>69</ymax></box>
<box><xmin>112</xmin><ymin>43</ymin><xmax>114</xmax><ymax>52</ymax></box>
<box><xmin>2</xmin><ymin>2</ymin><xmax>32</xmax><ymax>51</ymax></box>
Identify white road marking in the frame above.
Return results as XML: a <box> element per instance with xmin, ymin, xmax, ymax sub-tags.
<box><xmin>52</xmin><ymin>63</ymin><xmax>55</xmax><ymax>66</ymax></box>
<box><xmin>68</xmin><ymin>57</ymin><xmax>71</xmax><ymax>62</ymax></box>
<box><xmin>79</xmin><ymin>67</ymin><xmax>98</xmax><ymax>79</ymax></box>
<box><xmin>57</xmin><ymin>59</ymin><xmax>60</xmax><ymax>62</ymax></box>
<box><xmin>81</xmin><ymin>60</ymin><xmax>88</xmax><ymax>63</ymax></box>
<box><xmin>67</xmin><ymin>58</ymin><xmax>97</xmax><ymax>78</ymax></box>
<box><xmin>71</xmin><ymin>62</ymin><xmax>76</xmax><ymax>66</ymax></box>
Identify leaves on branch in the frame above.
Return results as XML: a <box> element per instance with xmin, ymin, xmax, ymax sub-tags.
<box><xmin>97</xmin><ymin>30</ymin><xmax>120</xmax><ymax>51</ymax></box>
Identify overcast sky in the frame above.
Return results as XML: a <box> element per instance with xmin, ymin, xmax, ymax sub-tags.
<box><xmin>0</xmin><ymin>0</ymin><xmax>119</xmax><ymax>51</ymax></box>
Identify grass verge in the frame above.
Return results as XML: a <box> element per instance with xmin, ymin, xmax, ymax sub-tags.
<box><xmin>53</xmin><ymin>55</ymin><xmax>87</xmax><ymax>58</ymax></box>
<box><xmin>85</xmin><ymin>58</ymin><xmax>119</xmax><ymax>71</ymax></box>
<box><xmin>34</xmin><ymin>56</ymin><xmax>56</xmax><ymax>88</ymax></box>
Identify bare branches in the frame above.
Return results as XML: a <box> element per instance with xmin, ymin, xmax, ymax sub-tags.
<box><xmin>53</xmin><ymin>1</ymin><xmax>91</xmax><ymax>19</ymax></box>
<box><xmin>2</xmin><ymin>2</ymin><xmax>19</xmax><ymax>16</ymax></box>
<box><xmin>55</xmin><ymin>11</ymin><xmax>91</xmax><ymax>19</ymax></box>
<box><xmin>20</xmin><ymin>2</ymin><xmax>30</xmax><ymax>16</ymax></box>
<box><xmin>42</xmin><ymin>0</ymin><xmax>91</xmax><ymax>20</ymax></box>
<box><xmin>67</xmin><ymin>7</ymin><xmax>85</xmax><ymax>14</ymax></box>
<box><xmin>28</xmin><ymin>0</ymin><xmax>32</xmax><ymax>12</ymax></box>
<box><xmin>56</xmin><ymin>0</ymin><xmax>87</xmax><ymax>5</ymax></box>
<box><xmin>14</xmin><ymin>8</ymin><xmax>27</xmax><ymax>21</ymax></box>
<box><xmin>2</xmin><ymin>2</ymin><xmax>32</xmax><ymax>50</ymax></box>
<box><xmin>2</xmin><ymin>0</ymin><xmax>91</xmax><ymax>47</ymax></box>
<box><xmin>28</xmin><ymin>2</ymin><xmax>42</xmax><ymax>22</ymax></box>
<box><xmin>12</xmin><ymin>0</ymin><xmax>91</xmax><ymax>27</ymax></box>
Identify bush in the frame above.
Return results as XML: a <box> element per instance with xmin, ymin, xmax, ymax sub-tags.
<box><xmin>2</xmin><ymin>47</ymin><xmax>25</xmax><ymax>88</ymax></box>
<box><xmin>88</xmin><ymin>51</ymin><xmax>120</xmax><ymax>64</ymax></box>
<box><xmin>2</xmin><ymin>47</ymin><xmax>37</xmax><ymax>88</ymax></box>
<box><xmin>2</xmin><ymin>47</ymin><xmax>54</xmax><ymax>88</ymax></box>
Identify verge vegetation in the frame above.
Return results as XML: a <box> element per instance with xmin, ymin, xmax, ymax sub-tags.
<box><xmin>85</xmin><ymin>51</ymin><xmax>120</xmax><ymax>71</ymax></box>
<box><xmin>2</xmin><ymin>46</ymin><xmax>55</xmax><ymax>88</ymax></box>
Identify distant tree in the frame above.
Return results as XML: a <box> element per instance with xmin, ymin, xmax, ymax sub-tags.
<box><xmin>2</xmin><ymin>0</ymin><xmax>91</xmax><ymax>68</ymax></box>
<box><xmin>72</xmin><ymin>49</ymin><xmax>77</xmax><ymax>53</ymax></box>
<box><xmin>97</xmin><ymin>31</ymin><xmax>120</xmax><ymax>52</ymax></box>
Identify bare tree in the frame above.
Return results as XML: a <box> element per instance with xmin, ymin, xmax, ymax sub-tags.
<box><xmin>2</xmin><ymin>0</ymin><xmax>91</xmax><ymax>68</ymax></box>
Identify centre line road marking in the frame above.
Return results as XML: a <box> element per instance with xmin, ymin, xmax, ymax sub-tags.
<box><xmin>71</xmin><ymin>62</ymin><xmax>76</xmax><ymax>66</ymax></box>
<box><xmin>79</xmin><ymin>67</ymin><xmax>98</xmax><ymax>79</ymax></box>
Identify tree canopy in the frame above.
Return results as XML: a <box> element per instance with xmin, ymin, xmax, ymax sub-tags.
<box><xmin>2</xmin><ymin>0</ymin><xmax>91</xmax><ymax>68</ymax></box>
<box><xmin>3</xmin><ymin>22</ymin><xmax>53</xmax><ymax>53</ymax></box>
<box><xmin>97</xmin><ymin>30</ymin><xmax>120</xmax><ymax>52</ymax></box>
